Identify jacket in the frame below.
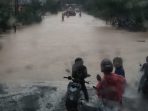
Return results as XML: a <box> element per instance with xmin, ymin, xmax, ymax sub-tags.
<box><xmin>72</xmin><ymin>64</ymin><xmax>87</xmax><ymax>82</ymax></box>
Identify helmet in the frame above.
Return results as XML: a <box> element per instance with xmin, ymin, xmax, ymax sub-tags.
<box><xmin>75</xmin><ymin>57</ymin><xmax>83</xmax><ymax>63</ymax></box>
<box><xmin>74</xmin><ymin>57</ymin><xmax>84</xmax><ymax>66</ymax></box>
<box><xmin>101</xmin><ymin>59</ymin><xmax>113</xmax><ymax>73</ymax></box>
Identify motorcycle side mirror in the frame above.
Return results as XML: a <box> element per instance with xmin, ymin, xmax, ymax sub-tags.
<box><xmin>68</xmin><ymin>76</ymin><xmax>72</xmax><ymax>80</ymax></box>
<box><xmin>96</xmin><ymin>74</ymin><xmax>101</xmax><ymax>81</ymax></box>
<box><xmin>65</xmin><ymin>69</ymin><xmax>71</xmax><ymax>73</ymax></box>
<box><xmin>87</xmin><ymin>74</ymin><xmax>91</xmax><ymax>77</ymax></box>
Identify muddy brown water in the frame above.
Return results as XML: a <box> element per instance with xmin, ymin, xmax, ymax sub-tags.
<box><xmin>0</xmin><ymin>13</ymin><xmax>148</xmax><ymax>111</ymax></box>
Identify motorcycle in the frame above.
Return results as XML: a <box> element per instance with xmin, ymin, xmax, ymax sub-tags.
<box><xmin>64</xmin><ymin>72</ymin><xmax>120</xmax><ymax>111</ymax></box>
<box><xmin>138</xmin><ymin>64</ymin><xmax>148</xmax><ymax>96</ymax></box>
<box><xmin>64</xmin><ymin>76</ymin><xmax>89</xmax><ymax>111</ymax></box>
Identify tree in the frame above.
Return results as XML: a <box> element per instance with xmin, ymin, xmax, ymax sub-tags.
<box><xmin>0</xmin><ymin>0</ymin><xmax>11</xmax><ymax>31</ymax></box>
<box><xmin>43</xmin><ymin>0</ymin><xmax>60</xmax><ymax>14</ymax></box>
<box><xmin>81</xmin><ymin>0</ymin><xmax>147</xmax><ymax>31</ymax></box>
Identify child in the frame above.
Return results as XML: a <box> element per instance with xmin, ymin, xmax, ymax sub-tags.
<box><xmin>113</xmin><ymin>57</ymin><xmax>125</xmax><ymax>77</ymax></box>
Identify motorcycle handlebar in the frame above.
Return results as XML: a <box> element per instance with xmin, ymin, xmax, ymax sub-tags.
<box><xmin>63</xmin><ymin>77</ymin><xmax>68</xmax><ymax>79</ymax></box>
<box><xmin>63</xmin><ymin>76</ymin><xmax>89</xmax><ymax>84</ymax></box>
<box><xmin>63</xmin><ymin>76</ymin><xmax>72</xmax><ymax>80</ymax></box>
<box><xmin>85</xmin><ymin>81</ymin><xmax>89</xmax><ymax>84</ymax></box>
<box><xmin>93</xmin><ymin>86</ymin><xmax>97</xmax><ymax>90</ymax></box>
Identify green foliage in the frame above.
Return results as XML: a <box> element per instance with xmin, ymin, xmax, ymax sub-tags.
<box><xmin>43</xmin><ymin>0</ymin><xmax>60</xmax><ymax>14</ymax></box>
<box><xmin>17</xmin><ymin>0</ymin><xmax>42</xmax><ymax>24</ymax></box>
<box><xmin>0</xmin><ymin>0</ymin><xmax>60</xmax><ymax>30</ymax></box>
<box><xmin>0</xmin><ymin>0</ymin><xmax>11</xmax><ymax>31</ymax></box>
<box><xmin>80</xmin><ymin>0</ymin><xmax>148</xmax><ymax>30</ymax></box>
<box><xmin>17</xmin><ymin>0</ymin><xmax>60</xmax><ymax>24</ymax></box>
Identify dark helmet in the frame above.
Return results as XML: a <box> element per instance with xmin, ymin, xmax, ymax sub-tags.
<box><xmin>75</xmin><ymin>57</ymin><xmax>83</xmax><ymax>63</ymax></box>
<box><xmin>101</xmin><ymin>59</ymin><xmax>113</xmax><ymax>73</ymax></box>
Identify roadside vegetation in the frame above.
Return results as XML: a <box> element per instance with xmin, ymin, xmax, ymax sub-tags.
<box><xmin>1</xmin><ymin>0</ymin><xmax>148</xmax><ymax>32</ymax></box>
<box><xmin>81</xmin><ymin>0</ymin><xmax>148</xmax><ymax>31</ymax></box>
<box><xmin>0</xmin><ymin>0</ymin><xmax>60</xmax><ymax>32</ymax></box>
<box><xmin>0</xmin><ymin>1</ymin><xmax>11</xmax><ymax>32</ymax></box>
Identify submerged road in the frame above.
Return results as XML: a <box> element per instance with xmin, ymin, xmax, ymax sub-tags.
<box><xmin>0</xmin><ymin>13</ymin><xmax>148</xmax><ymax>83</ymax></box>
<box><xmin>0</xmin><ymin>12</ymin><xmax>148</xmax><ymax>111</ymax></box>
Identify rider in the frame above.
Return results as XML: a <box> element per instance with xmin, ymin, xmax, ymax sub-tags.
<box><xmin>141</xmin><ymin>56</ymin><xmax>148</xmax><ymax>76</ymax></box>
<box><xmin>96</xmin><ymin>59</ymin><xmax>125</xmax><ymax>104</ymax></box>
<box><xmin>138</xmin><ymin>56</ymin><xmax>148</xmax><ymax>92</ymax></box>
<box><xmin>72</xmin><ymin>57</ymin><xmax>89</xmax><ymax>102</ymax></box>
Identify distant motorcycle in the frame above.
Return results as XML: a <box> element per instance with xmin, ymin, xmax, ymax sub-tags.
<box><xmin>66</xmin><ymin>11</ymin><xmax>76</xmax><ymax>17</ymax></box>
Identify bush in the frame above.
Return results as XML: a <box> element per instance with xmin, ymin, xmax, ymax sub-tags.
<box><xmin>0</xmin><ymin>1</ymin><xmax>11</xmax><ymax>31</ymax></box>
<box><xmin>17</xmin><ymin>0</ymin><xmax>43</xmax><ymax>25</ymax></box>
<box><xmin>42</xmin><ymin>0</ymin><xmax>60</xmax><ymax>14</ymax></box>
<box><xmin>0</xmin><ymin>0</ymin><xmax>60</xmax><ymax>30</ymax></box>
<box><xmin>81</xmin><ymin>0</ymin><xmax>148</xmax><ymax>31</ymax></box>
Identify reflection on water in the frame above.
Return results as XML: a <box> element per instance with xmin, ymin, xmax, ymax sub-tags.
<box><xmin>0</xmin><ymin>13</ymin><xmax>148</xmax><ymax>111</ymax></box>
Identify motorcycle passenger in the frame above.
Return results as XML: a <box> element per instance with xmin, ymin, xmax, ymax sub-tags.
<box><xmin>113</xmin><ymin>57</ymin><xmax>125</xmax><ymax>77</ymax></box>
<box><xmin>72</xmin><ymin>57</ymin><xmax>89</xmax><ymax>102</ymax></box>
<box><xmin>96</xmin><ymin>59</ymin><xmax>125</xmax><ymax>104</ymax></box>
<box><xmin>138</xmin><ymin>56</ymin><xmax>148</xmax><ymax>92</ymax></box>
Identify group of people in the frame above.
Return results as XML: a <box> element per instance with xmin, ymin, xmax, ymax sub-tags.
<box><xmin>71</xmin><ymin>56</ymin><xmax>148</xmax><ymax>105</ymax></box>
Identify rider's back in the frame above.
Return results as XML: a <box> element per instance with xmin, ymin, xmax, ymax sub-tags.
<box><xmin>142</xmin><ymin>63</ymin><xmax>148</xmax><ymax>76</ymax></box>
<box><xmin>96</xmin><ymin>73</ymin><xmax>125</xmax><ymax>103</ymax></box>
<box><xmin>72</xmin><ymin>64</ymin><xmax>87</xmax><ymax>81</ymax></box>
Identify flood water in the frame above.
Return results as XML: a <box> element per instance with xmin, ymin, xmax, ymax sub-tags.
<box><xmin>0</xmin><ymin>13</ymin><xmax>148</xmax><ymax>111</ymax></box>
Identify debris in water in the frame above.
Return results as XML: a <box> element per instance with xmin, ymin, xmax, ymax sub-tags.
<box><xmin>136</xmin><ymin>40</ymin><xmax>146</xmax><ymax>42</ymax></box>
